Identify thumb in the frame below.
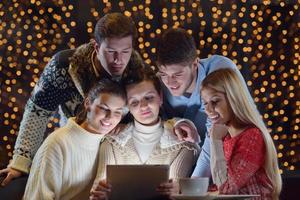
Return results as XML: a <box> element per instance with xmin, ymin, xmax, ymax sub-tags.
<box><xmin>174</xmin><ymin>128</ymin><xmax>183</xmax><ymax>141</ymax></box>
<box><xmin>1</xmin><ymin>173</ymin><xmax>13</xmax><ymax>186</ymax></box>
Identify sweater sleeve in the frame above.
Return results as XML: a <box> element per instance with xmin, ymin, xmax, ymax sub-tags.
<box><xmin>9</xmin><ymin>52</ymin><xmax>73</xmax><ymax>173</ymax></box>
<box><xmin>95</xmin><ymin>140</ymin><xmax>116</xmax><ymax>181</ymax></box>
<box><xmin>169</xmin><ymin>143</ymin><xmax>200</xmax><ymax>180</ymax></box>
<box><xmin>218</xmin><ymin>130</ymin><xmax>266</xmax><ymax>194</ymax></box>
<box><xmin>210</xmin><ymin>139</ymin><xmax>227</xmax><ymax>186</ymax></box>
<box><xmin>191</xmin><ymin>136</ymin><xmax>211</xmax><ymax>177</ymax></box>
<box><xmin>23</xmin><ymin>137</ymin><xmax>64</xmax><ymax>200</ymax></box>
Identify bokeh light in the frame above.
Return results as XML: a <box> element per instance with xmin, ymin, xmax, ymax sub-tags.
<box><xmin>0</xmin><ymin>0</ymin><xmax>299</xmax><ymax>173</ymax></box>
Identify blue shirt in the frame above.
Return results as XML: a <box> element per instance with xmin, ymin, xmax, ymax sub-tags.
<box><xmin>162</xmin><ymin>55</ymin><xmax>239</xmax><ymax>177</ymax></box>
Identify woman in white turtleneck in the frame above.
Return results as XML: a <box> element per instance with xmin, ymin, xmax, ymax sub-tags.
<box><xmin>23</xmin><ymin>80</ymin><xmax>126</xmax><ymax>200</ymax></box>
<box><xmin>90</xmin><ymin>68</ymin><xmax>200</xmax><ymax>199</ymax></box>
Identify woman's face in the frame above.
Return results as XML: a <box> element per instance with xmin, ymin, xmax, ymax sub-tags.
<box><xmin>201</xmin><ymin>87</ymin><xmax>234</xmax><ymax>126</ymax></box>
<box><xmin>126</xmin><ymin>80</ymin><xmax>162</xmax><ymax>126</ymax></box>
<box><xmin>85</xmin><ymin>93</ymin><xmax>126</xmax><ymax>134</ymax></box>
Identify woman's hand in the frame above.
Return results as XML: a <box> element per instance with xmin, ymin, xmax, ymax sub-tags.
<box><xmin>209</xmin><ymin>124</ymin><xmax>228</xmax><ymax>140</ymax></box>
<box><xmin>0</xmin><ymin>167</ymin><xmax>23</xmax><ymax>186</ymax></box>
<box><xmin>156</xmin><ymin>179</ymin><xmax>179</xmax><ymax>198</ymax></box>
<box><xmin>89</xmin><ymin>179</ymin><xmax>111</xmax><ymax>200</ymax></box>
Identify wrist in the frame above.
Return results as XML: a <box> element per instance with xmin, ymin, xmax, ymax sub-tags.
<box><xmin>8</xmin><ymin>154</ymin><xmax>32</xmax><ymax>174</ymax></box>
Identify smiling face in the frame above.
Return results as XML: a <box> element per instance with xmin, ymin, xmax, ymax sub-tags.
<box><xmin>201</xmin><ymin>87</ymin><xmax>234</xmax><ymax>126</ymax></box>
<box><xmin>126</xmin><ymin>80</ymin><xmax>162</xmax><ymax>126</ymax></box>
<box><xmin>157</xmin><ymin>61</ymin><xmax>198</xmax><ymax>96</ymax></box>
<box><xmin>95</xmin><ymin>36</ymin><xmax>133</xmax><ymax>77</ymax></box>
<box><xmin>85</xmin><ymin>93</ymin><xmax>126</xmax><ymax>135</ymax></box>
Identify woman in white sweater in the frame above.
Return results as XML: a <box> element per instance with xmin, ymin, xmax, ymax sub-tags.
<box><xmin>23</xmin><ymin>79</ymin><xmax>127</xmax><ymax>200</ymax></box>
<box><xmin>90</xmin><ymin>68</ymin><xmax>200</xmax><ymax>200</ymax></box>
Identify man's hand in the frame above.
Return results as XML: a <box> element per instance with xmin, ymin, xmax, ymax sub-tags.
<box><xmin>174</xmin><ymin>121</ymin><xmax>200</xmax><ymax>143</ymax></box>
<box><xmin>0</xmin><ymin>167</ymin><xmax>23</xmax><ymax>186</ymax></box>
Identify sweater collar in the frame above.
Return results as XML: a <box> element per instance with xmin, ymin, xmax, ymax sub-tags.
<box><xmin>133</xmin><ymin>119</ymin><xmax>163</xmax><ymax>144</ymax></box>
<box><xmin>67</xmin><ymin>117</ymin><xmax>104</xmax><ymax>149</ymax></box>
<box><xmin>68</xmin><ymin>42</ymin><xmax>95</xmax><ymax>98</ymax></box>
<box><xmin>108</xmin><ymin>118</ymin><xmax>184</xmax><ymax>148</ymax></box>
<box><xmin>134</xmin><ymin>119</ymin><xmax>162</xmax><ymax>134</ymax></box>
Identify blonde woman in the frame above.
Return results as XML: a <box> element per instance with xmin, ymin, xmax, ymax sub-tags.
<box><xmin>201</xmin><ymin>68</ymin><xmax>281</xmax><ymax>199</ymax></box>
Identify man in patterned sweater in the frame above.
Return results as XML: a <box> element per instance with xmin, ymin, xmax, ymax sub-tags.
<box><xmin>0</xmin><ymin>12</ymin><xmax>138</xmax><ymax>187</ymax></box>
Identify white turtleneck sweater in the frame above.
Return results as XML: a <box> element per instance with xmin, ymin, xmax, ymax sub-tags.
<box><xmin>23</xmin><ymin>118</ymin><xmax>104</xmax><ymax>200</ymax></box>
<box><xmin>132</xmin><ymin>120</ymin><xmax>163</xmax><ymax>163</ymax></box>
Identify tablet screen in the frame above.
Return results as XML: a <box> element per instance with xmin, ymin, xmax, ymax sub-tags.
<box><xmin>107</xmin><ymin>164</ymin><xmax>170</xmax><ymax>200</ymax></box>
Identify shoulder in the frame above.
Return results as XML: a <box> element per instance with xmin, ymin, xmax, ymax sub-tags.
<box><xmin>241</xmin><ymin>127</ymin><xmax>264</xmax><ymax>141</ymax></box>
<box><xmin>32</xmin><ymin>129</ymin><xmax>66</xmax><ymax>163</ymax></box>
<box><xmin>200</xmin><ymin>55</ymin><xmax>233</xmax><ymax>63</ymax></box>
<box><xmin>54</xmin><ymin>49</ymin><xmax>76</xmax><ymax>65</ymax></box>
<box><xmin>230</xmin><ymin>127</ymin><xmax>265</xmax><ymax>149</ymax></box>
<box><xmin>42</xmin><ymin>49</ymin><xmax>75</xmax><ymax>74</ymax></box>
<box><xmin>51</xmin><ymin>43</ymin><xmax>92</xmax><ymax>70</ymax></box>
<box><xmin>199</xmin><ymin>55</ymin><xmax>237</xmax><ymax>73</ymax></box>
<box><xmin>69</xmin><ymin>42</ymin><xmax>94</xmax><ymax>67</ymax></box>
<box><xmin>42</xmin><ymin>125</ymin><xmax>73</xmax><ymax>149</ymax></box>
<box><xmin>41</xmin><ymin>49</ymin><xmax>75</xmax><ymax>78</ymax></box>
<box><xmin>104</xmin><ymin>123</ymin><xmax>134</xmax><ymax>147</ymax></box>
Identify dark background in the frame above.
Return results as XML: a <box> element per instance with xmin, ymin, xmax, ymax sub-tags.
<box><xmin>0</xmin><ymin>1</ymin><xmax>299</xmax><ymax>195</ymax></box>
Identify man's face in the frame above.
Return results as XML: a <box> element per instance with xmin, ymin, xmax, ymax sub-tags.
<box><xmin>157</xmin><ymin>61</ymin><xmax>198</xmax><ymax>96</ymax></box>
<box><xmin>95</xmin><ymin>36</ymin><xmax>133</xmax><ymax>77</ymax></box>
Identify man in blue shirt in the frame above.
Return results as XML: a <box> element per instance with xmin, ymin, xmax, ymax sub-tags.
<box><xmin>156</xmin><ymin>28</ymin><xmax>240</xmax><ymax>177</ymax></box>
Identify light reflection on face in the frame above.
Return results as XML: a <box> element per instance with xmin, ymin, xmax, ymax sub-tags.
<box><xmin>95</xmin><ymin>36</ymin><xmax>133</xmax><ymax>77</ymax></box>
<box><xmin>126</xmin><ymin>80</ymin><xmax>162</xmax><ymax>126</ymax></box>
<box><xmin>201</xmin><ymin>87</ymin><xmax>234</xmax><ymax>126</ymax></box>
<box><xmin>85</xmin><ymin>93</ymin><xmax>126</xmax><ymax>134</ymax></box>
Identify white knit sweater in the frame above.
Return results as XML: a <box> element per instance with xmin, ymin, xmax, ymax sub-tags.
<box><xmin>23</xmin><ymin>118</ymin><xmax>104</xmax><ymax>200</ymax></box>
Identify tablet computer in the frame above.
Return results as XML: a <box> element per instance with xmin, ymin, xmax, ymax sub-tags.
<box><xmin>107</xmin><ymin>164</ymin><xmax>170</xmax><ymax>200</ymax></box>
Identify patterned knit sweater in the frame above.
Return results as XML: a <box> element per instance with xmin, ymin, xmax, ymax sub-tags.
<box><xmin>95</xmin><ymin>119</ymin><xmax>200</xmax><ymax>181</ymax></box>
<box><xmin>23</xmin><ymin>118</ymin><xmax>104</xmax><ymax>200</ymax></box>
<box><xmin>210</xmin><ymin>127</ymin><xmax>274</xmax><ymax>200</ymax></box>
<box><xmin>10</xmin><ymin>42</ymin><xmax>140</xmax><ymax>173</ymax></box>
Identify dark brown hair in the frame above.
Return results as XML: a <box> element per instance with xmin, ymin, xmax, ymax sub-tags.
<box><xmin>122</xmin><ymin>65</ymin><xmax>161</xmax><ymax>94</ymax></box>
<box><xmin>94</xmin><ymin>12</ymin><xmax>137</xmax><ymax>45</ymax></box>
<box><xmin>156</xmin><ymin>28</ymin><xmax>197</xmax><ymax>66</ymax></box>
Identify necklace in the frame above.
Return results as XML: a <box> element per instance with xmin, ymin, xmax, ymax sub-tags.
<box><xmin>91</xmin><ymin>50</ymin><xmax>100</xmax><ymax>78</ymax></box>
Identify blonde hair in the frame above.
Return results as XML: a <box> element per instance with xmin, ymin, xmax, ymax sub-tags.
<box><xmin>201</xmin><ymin>68</ymin><xmax>282</xmax><ymax>199</ymax></box>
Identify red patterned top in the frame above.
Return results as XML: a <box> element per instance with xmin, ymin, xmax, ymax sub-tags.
<box><xmin>219</xmin><ymin>127</ymin><xmax>274</xmax><ymax>199</ymax></box>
